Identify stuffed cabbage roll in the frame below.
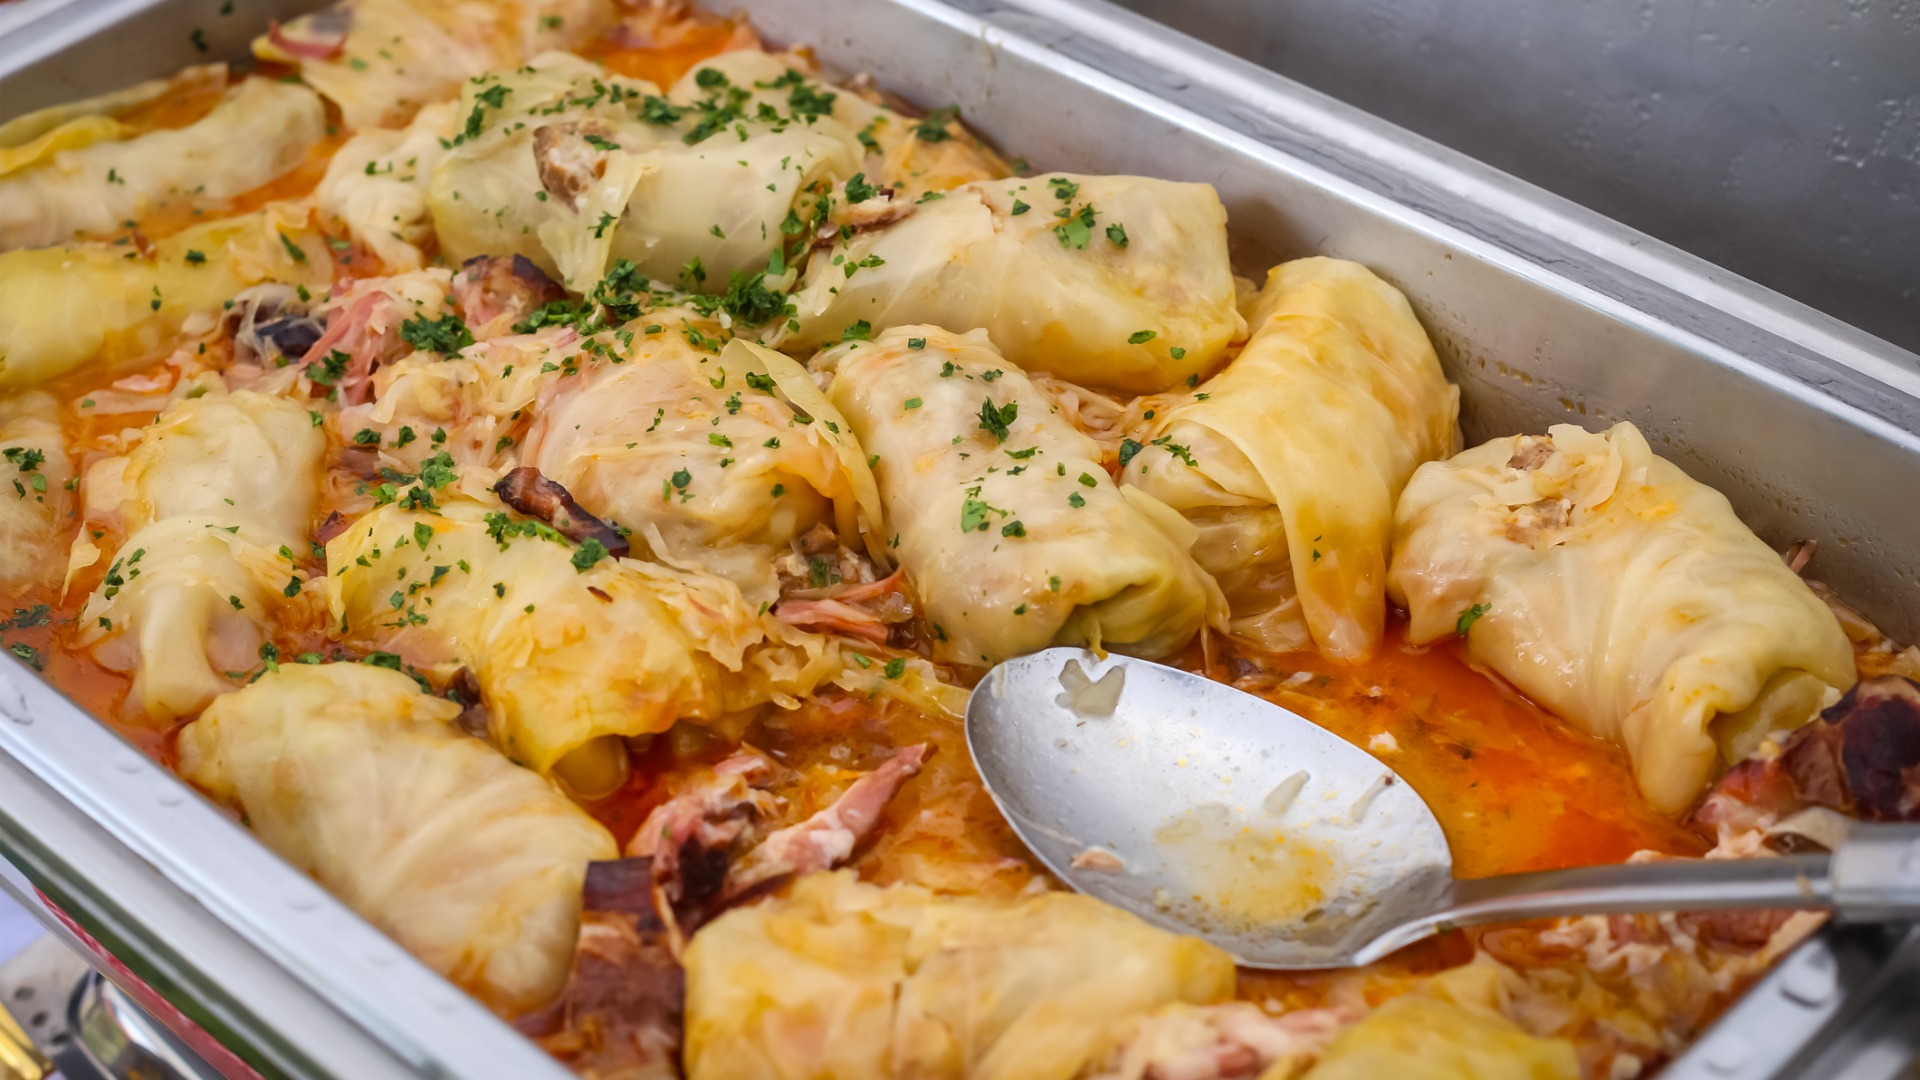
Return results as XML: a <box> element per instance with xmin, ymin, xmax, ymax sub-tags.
<box><xmin>667</xmin><ymin>50</ymin><xmax>1008</xmax><ymax>200</ymax></box>
<box><xmin>0</xmin><ymin>392</ymin><xmax>74</xmax><ymax>587</ymax></box>
<box><xmin>1387</xmin><ymin>421</ymin><xmax>1856</xmax><ymax>814</ymax></box>
<box><xmin>0</xmin><ymin>64</ymin><xmax>225</xmax><ymax>157</ymax></box>
<box><xmin>779</xmin><ymin>174</ymin><xmax>1244</xmax><ymax>394</ymax></box>
<box><xmin>683</xmin><ymin>871</ymin><xmax>1235</xmax><ymax>1080</ymax></box>
<box><xmin>327</xmin><ymin>483</ymin><xmax>834</xmax><ymax>792</ymax></box>
<box><xmin>1299</xmin><ymin>996</ymin><xmax>1577</xmax><ymax>1080</ymax></box>
<box><xmin>0</xmin><ymin>78</ymin><xmax>327</xmax><ymax>250</ymax></box>
<box><xmin>428</xmin><ymin>53</ymin><xmax>860</xmax><ymax>291</ymax></box>
<box><xmin>315</xmin><ymin>101</ymin><xmax>457</xmax><ymax>271</ymax></box>
<box><xmin>76</xmin><ymin>389</ymin><xmax>326</xmax><ymax>724</ymax></box>
<box><xmin>1122</xmin><ymin>258</ymin><xmax>1459</xmax><ymax>658</ymax></box>
<box><xmin>0</xmin><ymin>206</ymin><xmax>331</xmax><ymax>389</ymax></box>
<box><xmin>819</xmin><ymin>326</ymin><xmax>1217</xmax><ymax>665</ymax></box>
<box><xmin>253</xmin><ymin>0</ymin><xmax>614</xmax><ymax>130</ymax></box>
<box><xmin>520</xmin><ymin>336</ymin><xmax>883</xmax><ymax>600</ymax></box>
<box><xmin>176</xmin><ymin>662</ymin><xmax>617</xmax><ymax>1016</ymax></box>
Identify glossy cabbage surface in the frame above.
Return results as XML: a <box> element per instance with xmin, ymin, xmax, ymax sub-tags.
<box><xmin>177</xmin><ymin>662</ymin><xmax>617</xmax><ymax>1016</ymax></box>
<box><xmin>1388</xmin><ymin>420</ymin><xmax>1856</xmax><ymax>813</ymax></box>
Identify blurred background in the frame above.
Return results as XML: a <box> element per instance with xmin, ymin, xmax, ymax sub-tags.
<box><xmin>1114</xmin><ymin>0</ymin><xmax>1920</xmax><ymax>353</ymax></box>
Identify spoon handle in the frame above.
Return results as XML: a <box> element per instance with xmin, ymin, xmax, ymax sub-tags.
<box><xmin>1352</xmin><ymin>823</ymin><xmax>1920</xmax><ymax>966</ymax></box>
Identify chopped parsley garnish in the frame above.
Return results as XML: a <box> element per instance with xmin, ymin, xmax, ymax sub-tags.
<box><xmin>976</xmin><ymin>397</ymin><xmax>1018</xmax><ymax>442</ymax></box>
<box><xmin>842</xmin><ymin>320</ymin><xmax>873</xmax><ymax>342</ymax></box>
<box><xmin>1117</xmin><ymin>438</ymin><xmax>1146</xmax><ymax>467</ymax></box>
<box><xmin>1000</xmin><ymin>520</ymin><xmax>1026</xmax><ymax>538</ymax></box>
<box><xmin>907</xmin><ymin>337</ymin><xmax>927</xmax><ymax>351</ymax></box>
<box><xmin>638</xmin><ymin>94</ymin><xmax>684</xmax><ymax>125</ymax></box>
<box><xmin>1052</xmin><ymin>204</ymin><xmax>1096</xmax><ymax>249</ymax></box>
<box><xmin>1127</xmin><ymin>329</ymin><xmax>1157</xmax><ymax>344</ymax></box>
<box><xmin>721</xmin><ymin>269</ymin><xmax>788</xmax><ymax>324</ymax></box>
<box><xmin>844</xmin><ymin>172</ymin><xmax>879</xmax><ymax>204</ymax></box>
<box><xmin>1106</xmin><ymin>222</ymin><xmax>1129</xmax><ymax>247</ymax></box>
<box><xmin>308</xmin><ymin>348</ymin><xmax>350</xmax><ymax>387</ymax></box>
<box><xmin>959</xmin><ymin>495</ymin><xmax>1005</xmax><ymax>532</ymax></box>
<box><xmin>484</xmin><ymin>511</ymin><xmax>567</xmax><ymax>549</ymax></box>
<box><xmin>571</xmin><ymin>537</ymin><xmax>610</xmax><ymax>572</ymax></box>
<box><xmin>1456</xmin><ymin>603</ymin><xmax>1491</xmax><ymax>636</ymax></box>
<box><xmin>400</xmin><ymin>313</ymin><xmax>474</xmax><ymax>354</ymax></box>
<box><xmin>911</xmin><ymin>105</ymin><xmax>959</xmax><ymax>142</ymax></box>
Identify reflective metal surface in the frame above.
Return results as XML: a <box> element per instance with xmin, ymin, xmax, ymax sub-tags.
<box><xmin>68</xmin><ymin>975</ymin><xmax>221</xmax><ymax>1080</ymax></box>
<box><xmin>971</xmin><ymin>654</ymin><xmax>1920</xmax><ymax>968</ymax></box>
<box><xmin>967</xmin><ymin>648</ymin><xmax>1453</xmax><ymax>968</ymax></box>
<box><xmin>1112</xmin><ymin>0</ymin><xmax>1920</xmax><ymax>356</ymax></box>
<box><xmin>0</xmin><ymin>0</ymin><xmax>1913</xmax><ymax>1075</ymax></box>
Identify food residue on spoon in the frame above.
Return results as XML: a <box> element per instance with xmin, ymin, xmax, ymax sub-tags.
<box><xmin>1263</xmin><ymin>770</ymin><xmax>1311</xmax><ymax>816</ymax></box>
<box><xmin>1056</xmin><ymin>657</ymin><xmax>1125</xmax><ymax>716</ymax></box>
<box><xmin>1154</xmin><ymin>803</ymin><xmax>1334</xmax><ymax>931</ymax></box>
<box><xmin>1346</xmin><ymin>774</ymin><xmax>1394</xmax><ymax>825</ymax></box>
<box><xmin>1070</xmin><ymin>846</ymin><xmax>1127</xmax><ymax>872</ymax></box>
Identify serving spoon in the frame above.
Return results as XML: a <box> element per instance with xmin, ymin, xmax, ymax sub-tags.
<box><xmin>966</xmin><ymin>647</ymin><xmax>1920</xmax><ymax>969</ymax></box>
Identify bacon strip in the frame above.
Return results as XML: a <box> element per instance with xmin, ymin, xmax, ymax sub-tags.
<box><xmin>267</xmin><ymin>18</ymin><xmax>348</xmax><ymax>60</ymax></box>
<box><xmin>722</xmin><ymin>743</ymin><xmax>931</xmax><ymax>900</ymax></box>
<box><xmin>451</xmin><ymin>255</ymin><xmax>566</xmax><ymax>333</ymax></box>
<box><xmin>493</xmin><ymin>467</ymin><xmax>630</xmax><ymax>558</ymax></box>
<box><xmin>772</xmin><ymin>597</ymin><xmax>891</xmax><ymax>644</ymax></box>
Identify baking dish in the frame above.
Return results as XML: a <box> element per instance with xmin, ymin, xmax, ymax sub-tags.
<box><xmin>1</xmin><ymin>0</ymin><xmax>1917</xmax><ymax>1076</ymax></box>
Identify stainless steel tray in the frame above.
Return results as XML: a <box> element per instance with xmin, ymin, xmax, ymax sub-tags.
<box><xmin>2</xmin><ymin>0</ymin><xmax>1918</xmax><ymax>1076</ymax></box>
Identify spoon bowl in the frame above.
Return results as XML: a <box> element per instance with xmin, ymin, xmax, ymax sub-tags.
<box><xmin>968</xmin><ymin>649</ymin><xmax>1920</xmax><ymax>968</ymax></box>
<box><xmin>966</xmin><ymin>647</ymin><xmax>1453</xmax><ymax>968</ymax></box>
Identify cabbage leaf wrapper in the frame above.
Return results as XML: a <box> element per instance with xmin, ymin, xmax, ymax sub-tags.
<box><xmin>177</xmin><ymin>662</ymin><xmax>617</xmax><ymax>1017</ymax></box>
<box><xmin>819</xmin><ymin>325</ymin><xmax>1219</xmax><ymax>666</ymax></box>
<box><xmin>428</xmin><ymin>52</ymin><xmax>860</xmax><ymax>292</ymax></box>
<box><xmin>1388</xmin><ymin>420</ymin><xmax>1855</xmax><ymax>814</ymax></box>
<box><xmin>0</xmin><ymin>206</ymin><xmax>331</xmax><ymax>390</ymax></box>
<box><xmin>1123</xmin><ymin>257</ymin><xmax>1459</xmax><ymax>659</ymax></box>
<box><xmin>0</xmin><ymin>392</ymin><xmax>74</xmax><ymax>588</ymax></box>
<box><xmin>683</xmin><ymin>871</ymin><xmax>1235</xmax><ymax>1080</ymax></box>
<box><xmin>76</xmin><ymin>389</ymin><xmax>326</xmax><ymax>724</ymax></box>
<box><xmin>780</xmin><ymin>174</ymin><xmax>1244</xmax><ymax>395</ymax></box>
<box><xmin>252</xmin><ymin>0</ymin><xmax>615</xmax><ymax>130</ymax></box>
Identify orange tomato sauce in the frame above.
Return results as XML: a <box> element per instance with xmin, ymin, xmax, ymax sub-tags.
<box><xmin>578</xmin><ymin>7</ymin><xmax>756</xmax><ymax>89</ymax></box>
<box><xmin>1187</xmin><ymin>627</ymin><xmax>1706</xmax><ymax>880</ymax></box>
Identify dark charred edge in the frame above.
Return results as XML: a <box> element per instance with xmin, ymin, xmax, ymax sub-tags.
<box><xmin>447</xmin><ymin>666</ymin><xmax>489</xmax><ymax>739</ymax></box>
<box><xmin>454</xmin><ymin>254</ymin><xmax>566</xmax><ymax>318</ymax></box>
<box><xmin>512</xmin><ymin>911</ymin><xmax>685</xmax><ymax>1079</ymax></box>
<box><xmin>582</xmin><ymin>858</ymin><xmax>659</xmax><ymax>920</ymax></box>
<box><xmin>1785</xmin><ymin>675</ymin><xmax>1920</xmax><ymax>821</ymax></box>
<box><xmin>314</xmin><ymin>510</ymin><xmax>350</xmax><ymax>546</ymax></box>
<box><xmin>492</xmin><ymin>467</ymin><xmax>630</xmax><ymax>558</ymax></box>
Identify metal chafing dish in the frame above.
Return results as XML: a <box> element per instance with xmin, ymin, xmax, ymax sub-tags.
<box><xmin>1</xmin><ymin>0</ymin><xmax>1917</xmax><ymax>1076</ymax></box>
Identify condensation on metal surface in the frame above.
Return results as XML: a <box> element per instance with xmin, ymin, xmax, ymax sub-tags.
<box><xmin>1114</xmin><ymin>0</ymin><xmax>1920</xmax><ymax>354</ymax></box>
